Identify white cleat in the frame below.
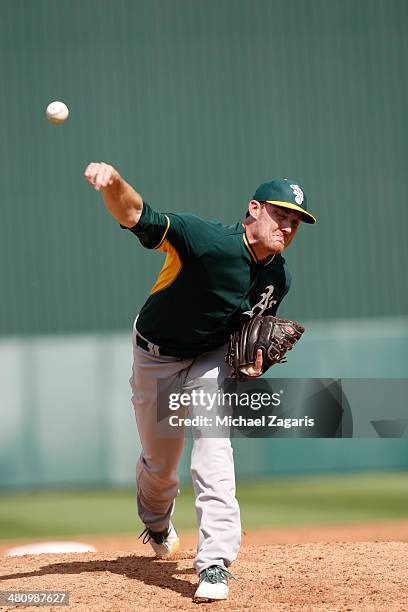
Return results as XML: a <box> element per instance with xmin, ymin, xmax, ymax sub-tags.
<box><xmin>194</xmin><ymin>565</ymin><xmax>234</xmax><ymax>601</ymax></box>
<box><xmin>139</xmin><ymin>523</ymin><xmax>180</xmax><ymax>559</ymax></box>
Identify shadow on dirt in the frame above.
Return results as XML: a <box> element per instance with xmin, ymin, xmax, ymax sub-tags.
<box><xmin>1</xmin><ymin>554</ymin><xmax>197</xmax><ymax>599</ymax></box>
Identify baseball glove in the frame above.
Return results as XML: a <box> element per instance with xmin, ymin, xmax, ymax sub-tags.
<box><xmin>226</xmin><ymin>314</ymin><xmax>305</xmax><ymax>378</ymax></box>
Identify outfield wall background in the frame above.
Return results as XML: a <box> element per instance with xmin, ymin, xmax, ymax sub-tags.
<box><xmin>0</xmin><ymin>0</ymin><xmax>407</xmax><ymax>335</ymax></box>
<box><xmin>0</xmin><ymin>0</ymin><xmax>407</xmax><ymax>489</ymax></box>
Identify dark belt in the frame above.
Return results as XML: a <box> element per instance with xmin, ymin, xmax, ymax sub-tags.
<box><xmin>135</xmin><ymin>333</ymin><xmax>203</xmax><ymax>359</ymax></box>
<box><xmin>136</xmin><ymin>334</ymin><xmax>172</xmax><ymax>357</ymax></box>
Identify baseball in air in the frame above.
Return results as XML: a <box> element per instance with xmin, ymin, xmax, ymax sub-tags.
<box><xmin>46</xmin><ymin>100</ymin><xmax>69</xmax><ymax>124</ymax></box>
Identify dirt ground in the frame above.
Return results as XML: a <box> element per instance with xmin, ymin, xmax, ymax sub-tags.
<box><xmin>1</xmin><ymin>522</ymin><xmax>408</xmax><ymax>611</ymax></box>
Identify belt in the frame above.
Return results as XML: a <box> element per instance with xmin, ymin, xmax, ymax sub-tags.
<box><xmin>136</xmin><ymin>334</ymin><xmax>172</xmax><ymax>357</ymax></box>
<box><xmin>135</xmin><ymin>333</ymin><xmax>202</xmax><ymax>359</ymax></box>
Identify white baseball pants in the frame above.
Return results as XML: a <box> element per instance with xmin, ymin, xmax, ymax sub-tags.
<box><xmin>129</xmin><ymin>327</ymin><xmax>241</xmax><ymax>574</ymax></box>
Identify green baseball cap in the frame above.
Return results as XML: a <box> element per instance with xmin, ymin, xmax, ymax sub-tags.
<box><xmin>253</xmin><ymin>178</ymin><xmax>317</xmax><ymax>224</ymax></box>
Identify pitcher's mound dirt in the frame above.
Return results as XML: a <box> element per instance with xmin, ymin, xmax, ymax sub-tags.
<box><xmin>1</xmin><ymin>541</ymin><xmax>407</xmax><ymax>611</ymax></box>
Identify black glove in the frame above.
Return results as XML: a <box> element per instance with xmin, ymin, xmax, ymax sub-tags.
<box><xmin>226</xmin><ymin>315</ymin><xmax>305</xmax><ymax>378</ymax></box>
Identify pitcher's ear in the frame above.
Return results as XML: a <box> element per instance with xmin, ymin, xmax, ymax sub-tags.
<box><xmin>247</xmin><ymin>199</ymin><xmax>263</xmax><ymax>219</ymax></box>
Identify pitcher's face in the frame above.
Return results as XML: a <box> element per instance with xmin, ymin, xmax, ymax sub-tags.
<box><xmin>255</xmin><ymin>203</ymin><xmax>301</xmax><ymax>254</ymax></box>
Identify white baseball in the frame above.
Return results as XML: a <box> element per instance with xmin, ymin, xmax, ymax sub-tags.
<box><xmin>46</xmin><ymin>100</ymin><xmax>69</xmax><ymax>124</ymax></box>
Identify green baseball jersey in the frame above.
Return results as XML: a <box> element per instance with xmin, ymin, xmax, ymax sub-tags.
<box><xmin>122</xmin><ymin>202</ymin><xmax>291</xmax><ymax>357</ymax></box>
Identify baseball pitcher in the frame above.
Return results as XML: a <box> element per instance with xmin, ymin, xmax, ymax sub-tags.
<box><xmin>84</xmin><ymin>163</ymin><xmax>316</xmax><ymax>601</ymax></box>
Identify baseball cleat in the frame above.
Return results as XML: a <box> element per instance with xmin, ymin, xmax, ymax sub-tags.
<box><xmin>138</xmin><ymin>522</ymin><xmax>179</xmax><ymax>559</ymax></box>
<box><xmin>194</xmin><ymin>565</ymin><xmax>234</xmax><ymax>601</ymax></box>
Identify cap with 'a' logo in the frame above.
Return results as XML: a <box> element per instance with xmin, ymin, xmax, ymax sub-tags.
<box><xmin>253</xmin><ymin>178</ymin><xmax>317</xmax><ymax>224</ymax></box>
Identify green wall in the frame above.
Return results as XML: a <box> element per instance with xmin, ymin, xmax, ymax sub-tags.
<box><xmin>1</xmin><ymin>1</ymin><xmax>407</xmax><ymax>489</ymax></box>
<box><xmin>1</xmin><ymin>0</ymin><xmax>407</xmax><ymax>336</ymax></box>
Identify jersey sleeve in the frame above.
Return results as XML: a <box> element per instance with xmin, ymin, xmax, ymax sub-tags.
<box><xmin>120</xmin><ymin>202</ymin><xmax>170</xmax><ymax>249</ymax></box>
<box><xmin>121</xmin><ymin>202</ymin><xmax>220</xmax><ymax>259</ymax></box>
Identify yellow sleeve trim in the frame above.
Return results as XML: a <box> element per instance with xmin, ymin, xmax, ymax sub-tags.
<box><xmin>153</xmin><ymin>214</ymin><xmax>171</xmax><ymax>249</ymax></box>
<box><xmin>150</xmin><ymin>239</ymin><xmax>183</xmax><ymax>294</ymax></box>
